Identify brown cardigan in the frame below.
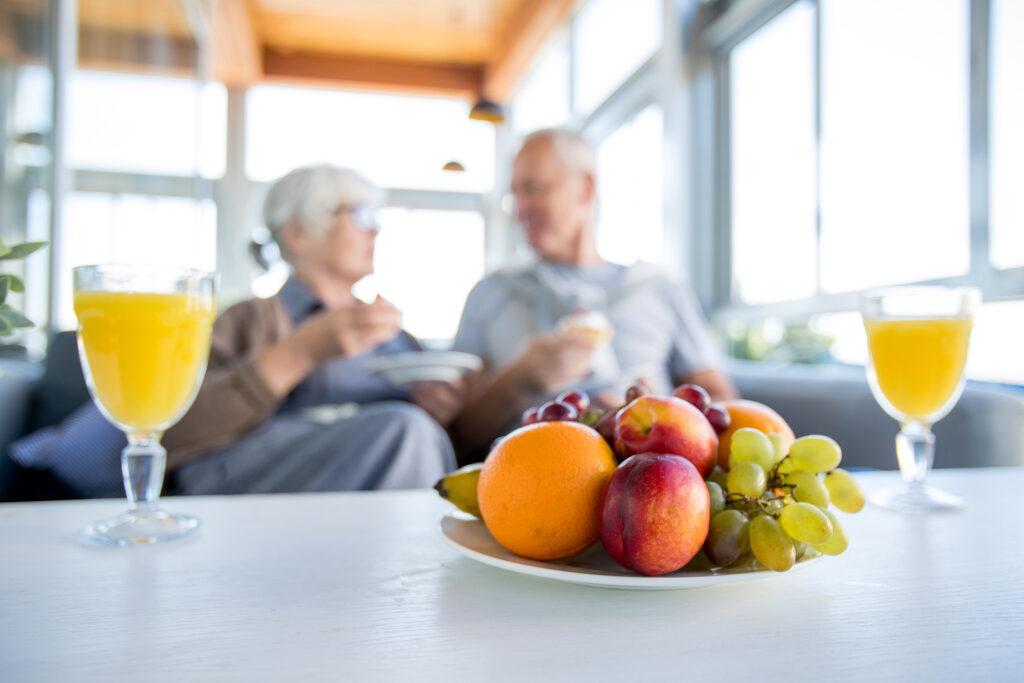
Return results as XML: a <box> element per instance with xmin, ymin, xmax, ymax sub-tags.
<box><xmin>163</xmin><ymin>296</ymin><xmax>292</xmax><ymax>469</ymax></box>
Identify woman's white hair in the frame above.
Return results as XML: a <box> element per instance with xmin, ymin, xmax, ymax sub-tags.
<box><xmin>521</xmin><ymin>128</ymin><xmax>596</xmax><ymax>176</ymax></box>
<box><xmin>262</xmin><ymin>164</ymin><xmax>384</xmax><ymax>244</ymax></box>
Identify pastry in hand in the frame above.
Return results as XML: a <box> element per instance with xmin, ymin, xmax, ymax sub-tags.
<box><xmin>557</xmin><ymin>308</ymin><xmax>613</xmax><ymax>346</ymax></box>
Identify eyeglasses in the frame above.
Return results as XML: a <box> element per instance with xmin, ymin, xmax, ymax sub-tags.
<box><xmin>335</xmin><ymin>204</ymin><xmax>379</xmax><ymax>232</ymax></box>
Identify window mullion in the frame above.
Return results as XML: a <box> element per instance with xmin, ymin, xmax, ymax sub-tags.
<box><xmin>968</xmin><ymin>0</ymin><xmax>992</xmax><ymax>289</ymax></box>
<box><xmin>813</xmin><ymin>0</ymin><xmax>823</xmax><ymax>299</ymax></box>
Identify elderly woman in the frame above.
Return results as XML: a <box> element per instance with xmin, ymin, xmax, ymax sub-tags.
<box><xmin>160</xmin><ymin>164</ymin><xmax>462</xmax><ymax>493</ymax></box>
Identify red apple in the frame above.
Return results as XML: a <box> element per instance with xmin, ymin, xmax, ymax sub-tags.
<box><xmin>599</xmin><ymin>453</ymin><xmax>710</xmax><ymax>576</ymax></box>
<box><xmin>614</xmin><ymin>395</ymin><xmax>718</xmax><ymax>478</ymax></box>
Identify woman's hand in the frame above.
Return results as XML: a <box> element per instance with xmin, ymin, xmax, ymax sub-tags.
<box><xmin>257</xmin><ymin>296</ymin><xmax>402</xmax><ymax>399</ymax></box>
<box><xmin>293</xmin><ymin>296</ymin><xmax>402</xmax><ymax>364</ymax></box>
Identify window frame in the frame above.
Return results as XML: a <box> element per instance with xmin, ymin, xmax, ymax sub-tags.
<box><xmin>696</xmin><ymin>0</ymin><xmax>1024</xmax><ymax>326</ymax></box>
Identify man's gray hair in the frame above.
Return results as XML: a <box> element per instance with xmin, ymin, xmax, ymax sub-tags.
<box><xmin>521</xmin><ymin>128</ymin><xmax>596</xmax><ymax>176</ymax></box>
<box><xmin>263</xmin><ymin>164</ymin><xmax>384</xmax><ymax>243</ymax></box>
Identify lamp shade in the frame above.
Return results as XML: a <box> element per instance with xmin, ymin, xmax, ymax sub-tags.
<box><xmin>468</xmin><ymin>98</ymin><xmax>506</xmax><ymax>124</ymax></box>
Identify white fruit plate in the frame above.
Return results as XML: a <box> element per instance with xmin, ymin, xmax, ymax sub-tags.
<box><xmin>439</xmin><ymin>513</ymin><xmax>821</xmax><ymax>591</ymax></box>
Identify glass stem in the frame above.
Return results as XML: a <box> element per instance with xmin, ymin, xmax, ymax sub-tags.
<box><xmin>123</xmin><ymin>433</ymin><xmax>165</xmax><ymax>514</ymax></box>
<box><xmin>895</xmin><ymin>422</ymin><xmax>935</xmax><ymax>486</ymax></box>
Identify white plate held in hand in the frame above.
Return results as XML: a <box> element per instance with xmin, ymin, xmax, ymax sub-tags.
<box><xmin>368</xmin><ymin>351</ymin><xmax>483</xmax><ymax>386</ymax></box>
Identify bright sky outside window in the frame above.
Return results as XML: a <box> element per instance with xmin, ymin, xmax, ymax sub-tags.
<box><xmin>595</xmin><ymin>105</ymin><xmax>664</xmax><ymax>267</ymax></box>
<box><xmin>819</xmin><ymin>0</ymin><xmax>969</xmax><ymax>293</ymax></box>
<box><xmin>68</xmin><ymin>70</ymin><xmax>225</xmax><ymax>178</ymax></box>
<box><xmin>352</xmin><ymin>208</ymin><xmax>485</xmax><ymax>342</ymax></box>
<box><xmin>573</xmin><ymin>0</ymin><xmax>662</xmax><ymax>114</ymax></box>
<box><xmin>246</xmin><ymin>86</ymin><xmax>494</xmax><ymax>193</ymax></box>
<box><xmin>14</xmin><ymin>65</ymin><xmax>52</xmax><ymax>135</ymax></box>
<box><xmin>729</xmin><ymin>1</ymin><xmax>817</xmax><ymax>305</ymax></box>
<box><xmin>511</xmin><ymin>34</ymin><xmax>571</xmax><ymax>136</ymax></box>
<box><xmin>990</xmin><ymin>0</ymin><xmax>1024</xmax><ymax>270</ymax></box>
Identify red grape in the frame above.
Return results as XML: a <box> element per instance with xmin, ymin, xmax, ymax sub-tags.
<box><xmin>673</xmin><ymin>384</ymin><xmax>711</xmax><ymax>413</ymax></box>
<box><xmin>521</xmin><ymin>407</ymin><xmax>540</xmax><ymax>426</ymax></box>
<box><xmin>625</xmin><ymin>380</ymin><xmax>652</xmax><ymax>403</ymax></box>
<box><xmin>593</xmin><ymin>409</ymin><xmax>618</xmax><ymax>447</ymax></box>
<box><xmin>537</xmin><ymin>401</ymin><xmax>579</xmax><ymax>422</ymax></box>
<box><xmin>556</xmin><ymin>390</ymin><xmax>590</xmax><ymax>415</ymax></box>
<box><xmin>704</xmin><ymin>404</ymin><xmax>731</xmax><ymax>434</ymax></box>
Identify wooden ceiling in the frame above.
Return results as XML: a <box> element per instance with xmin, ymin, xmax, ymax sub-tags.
<box><xmin>0</xmin><ymin>0</ymin><xmax>575</xmax><ymax>102</ymax></box>
<box><xmin>215</xmin><ymin>0</ymin><xmax>576</xmax><ymax>101</ymax></box>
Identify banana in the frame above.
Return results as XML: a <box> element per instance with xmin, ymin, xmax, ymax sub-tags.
<box><xmin>434</xmin><ymin>462</ymin><xmax>484</xmax><ymax>519</ymax></box>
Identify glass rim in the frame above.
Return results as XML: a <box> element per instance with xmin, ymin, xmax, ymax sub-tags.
<box><xmin>72</xmin><ymin>264</ymin><xmax>216</xmax><ymax>280</ymax></box>
<box><xmin>859</xmin><ymin>285</ymin><xmax>981</xmax><ymax>302</ymax></box>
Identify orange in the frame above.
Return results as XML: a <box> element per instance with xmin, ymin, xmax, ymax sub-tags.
<box><xmin>717</xmin><ymin>399</ymin><xmax>795</xmax><ymax>471</ymax></box>
<box><xmin>477</xmin><ymin>421</ymin><xmax>617</xmax><ymax>561</ymax></box>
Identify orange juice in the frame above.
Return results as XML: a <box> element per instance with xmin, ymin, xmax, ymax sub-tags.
<box><xmin>864</xmin><ymin>317</ymin><xmax>973</xmax><ymax>421</ymax></box>
<box><xmin>74</xmin><ymin>291</ymin><xmax>215</xmax><ymax>432</ymax></box>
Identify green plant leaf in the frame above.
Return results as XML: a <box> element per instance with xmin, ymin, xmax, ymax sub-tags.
<box><xmin>4</xmin><ymin>273</ymin><xmax>24</xmax><ymax>292</ymax></box>
<box><xmin>0</xmin><ymin>241</ymin><xmax>47</xmax><ymax>260</ymax></box>
<box><xmin>0</xmin><ymin>243</ymin><xmax>10</xmax><ymax>259</ymax></box>
<box><xmin>0</xmin><ymin>313</ymin><xmax>11</xmax><ymax>335</ymax></box>
<box><xmin>0</xmin><ymin>276</ymin><xmax>7</xmax><ymax>305</ymax></box>
<box><xmin>0</xmin><ymin>304</ymin><xmax>33</xmax><ymax>328</ymax></box>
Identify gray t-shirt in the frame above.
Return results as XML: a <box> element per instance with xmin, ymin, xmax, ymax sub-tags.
<box><xmin>452</xmin><ymin>261</ymin><xmax>721</xmax><ymax>397</ymax></box>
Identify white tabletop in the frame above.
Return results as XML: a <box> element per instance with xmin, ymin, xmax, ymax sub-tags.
<box><xmin>2</xmin><ymin>468</ymin><xmax>1023</xmax><ymax>682</ymax></box>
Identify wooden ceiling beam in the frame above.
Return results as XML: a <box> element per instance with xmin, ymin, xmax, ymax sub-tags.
<box><xmin>262</xmin><ymin>49</ymin><xmax>484</xmax><ymax>99</ymax></box>
<box><xmin>484</xmin><ymin>0</ymin><xmax>575</xmax><ymax>103</ymax></box>
<box><xmin>212</xmin><ymin>0</ymin><xmax>262</xmax><ymax>87</ymax></box>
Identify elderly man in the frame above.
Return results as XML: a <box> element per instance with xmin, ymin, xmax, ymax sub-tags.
<box><xmin>451</xmin><ymin>128</ymin><xmax>737</xmax><ymax>455</ymax></box>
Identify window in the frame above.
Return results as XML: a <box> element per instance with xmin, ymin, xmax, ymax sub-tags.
<box><xmin>511</xmin><ymin>34</ymin><xmax>571</xmax><ymax>136</ymax></box>
<box><xmin>990</xmin><ymin>0</ymin><xmax>1024</xmax><ymax>270</ymax></box>
<box><xmin>573</xmin><ymin>0</ymin><xmax>662</xmax><ymax>114</ymax></box>
<box><xmin>69</xmin><ymin>70</ymin><xmax>226</xmax><ymax>178</ymax></box>
<box><xmin>711</xmin><ymin>0</ymin><xmax>1023</xmax><ymax>385</ymax></box>
<box><xmin>595</xmin><ymin>105</ymin><xmax>664</xmax><ymax>266</ymax></box>
<box><xmin>14</xmin><ymin>65</ymin><xmax>52</xmax><ymax>137</ymax></box>
<box><xmin>352</xmin><ymin>209</ymin><xmax>486</xmax><ymax>342</ymax></box>
<box><xmin>729</xmin><ymin>2</ymin><xmax>816</xmax><ymax>304</ymax></box>
<box><xmin>819</xmin><ymin>0</ymin><xmax>969</xmax><ymax>292</ymax></box>
<box><xmin>56</xmin><ymin>193</ymin><xmax>217</xmax><ymax>329</ymax></box>
<box><xmin>246</xmin><ymin>86</ymin><xmax>495</xmax><ymax>192</ymax></box>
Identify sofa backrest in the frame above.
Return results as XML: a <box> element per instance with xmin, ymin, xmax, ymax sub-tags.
<box><xmin>26</xmin><ymin>331</ymin><xmax>90</xmax><ymax>433</ymax></box>
<box><xmin>729</xmin><ymin>360</ymin><xmax>1024</xmax><ymax>470</ymax></box>
<box><xmin>0</xmin><ymin>359</ymin><xmax>42</xmax><ymax>453</ymax></box>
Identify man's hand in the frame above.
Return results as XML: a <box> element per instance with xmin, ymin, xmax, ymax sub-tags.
<box><xmin>515</xmin><ymin>330</ymin><xmax>595</xmax><ymax>393</ymax></box>
<box><xmin>410</xmin><ymin>379</ymin><xmax>467</xmax><ymax>427</ymax></box>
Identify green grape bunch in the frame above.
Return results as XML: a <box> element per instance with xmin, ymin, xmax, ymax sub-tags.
<box><xmin>701</xmin><ymin>427</ymin><xmax>866</xmax><ymax>572</ymax></box>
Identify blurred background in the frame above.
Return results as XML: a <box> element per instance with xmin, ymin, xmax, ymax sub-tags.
<box><xmin>1</xmin><ymin>0</ymin><xmax>1021</xmax><ymax>386</ymax></box>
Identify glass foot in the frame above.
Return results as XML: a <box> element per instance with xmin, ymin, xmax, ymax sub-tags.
<box><xmin>870</xmin><ymin>483</ymin><xmax>963</xmax><ymax>513</ymax></box>
<box><xmin>82</xmin><ymin>510</ymin><xmax>200</xmax><ymax>546</ymax></box>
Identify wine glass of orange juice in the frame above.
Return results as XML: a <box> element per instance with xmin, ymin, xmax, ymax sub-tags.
<box><xmin>73</xmin><ymin>265</ymin><xmax>216</xmax><ymax>545</ymax></box>
<box><xmin>861</xmin><ymin>286</ymin><xmax>980</xmax><ymax>512</ymax></box>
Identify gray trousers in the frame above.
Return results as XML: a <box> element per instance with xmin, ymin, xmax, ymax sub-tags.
<box><xmin>173</xmin><ymin>402</ymin><xmax>455</xmax><ymax>495</ymax></box>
